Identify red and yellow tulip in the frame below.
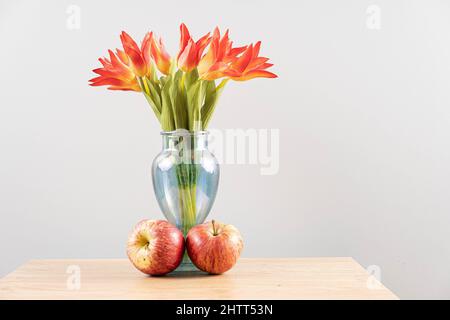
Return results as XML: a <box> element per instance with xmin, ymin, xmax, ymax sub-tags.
<box><xmin>197</xmin><ymin>27</ymin><xmax>247</xmax><ymax>80</ymax></box>
<box><xmin>90</xmin><ymin>24</ymin><xmax>277</xmax><ymax>130</ymax></box>
<box><xmin>119</xmin><ymin>31</ymin><xmax>149</xmax><ymax>78</ymax></box>
<box><xmin>142</xmin><ymin>32</ymin><xmax>172</xmax><ymax>75</ymax></box>
<box><xmin>89</xmin><ymin>48</ymin><xmax>141</xmax><ymax>91</ymax></box>
<box><xmin>224</xmin><ymin>42</ymin><xmax>277</xmax><ymax>81</ymax></box>
<box><xmin>177</xmin><ymin>23</ymin><xmax>211</xmax><ymax>72</ymax></box>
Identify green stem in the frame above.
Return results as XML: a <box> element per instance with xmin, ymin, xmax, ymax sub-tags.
<box><xmin>176</xmin><ymin>163</ymin><xmax>197</xmax><ymax>235</ymax></box>
<box><xmin>202</xmin><ymin>78</ymin><xmax>228</xmax><ymax>129</ymax></box>
<box><xmin>138</xmin><ymin>77</ymin><xmax>161</xmax><ymax>121</ymax></box>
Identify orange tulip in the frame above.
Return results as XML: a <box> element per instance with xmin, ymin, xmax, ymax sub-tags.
<box><xmin>198</xmin><ymin>27</ymin><xmax>247</xmax><ymax>80</ymax></box>
<box><xmin>224</xmin><ymin>42</ymin><xmax>277</xmax><ymax>81</ymax></box>
<box><xmin>120</xmin><ymin>31</ymin><xmax>148</xmax><ymax>77</ymax></box>
<box><xmin>177</xmin><ymin>23</ymin><xmax>211</xmax><ymax>72</ymax></box>
<box><xmin>89</xmin><ymin>49</ymin><xmax>141</xmax><ymax>91</ymax></box>
<box><xmin>142</xmin><ymin>32</ymin><xmax>172</xmax><ymax>75</ymax></box>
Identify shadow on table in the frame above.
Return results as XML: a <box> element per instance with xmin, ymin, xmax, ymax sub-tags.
<box><xmin>162</xmin><ymin>270</ymin><xmax>216</xmax><ymax>278</ymax></box>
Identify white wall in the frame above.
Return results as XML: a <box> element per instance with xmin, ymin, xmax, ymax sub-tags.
<box><xmin>1</xmin><ymin>0</ymin><xmax>450</xmax><ymax>299</ymax></box>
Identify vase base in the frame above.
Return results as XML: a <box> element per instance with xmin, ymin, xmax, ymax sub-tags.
<box><xmin>174</xmin><ymin>261</ymin><xmax>199</xmax><ymax>272</ymax></box>
<box><xmin>174</xmin><ymin>252</ymin><xmax>200</xmax><ymax>273</ymax></box>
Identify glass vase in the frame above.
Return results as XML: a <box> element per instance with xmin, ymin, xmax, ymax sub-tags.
<box><xmin>151</xmin><ymin>130</ymin><xmax>219</xmax><ymax>271</ymax></box>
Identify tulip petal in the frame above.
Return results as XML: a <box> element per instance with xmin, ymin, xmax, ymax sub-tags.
<box><xmin>252</xmin><ymin>41</ymin><xmax>261</xmax><ymax>58</ymax></box>
<box><xmin>120</xmin><ymin>32</ymin><xmax>147</xmax><ymax>77</ymax></box>
<box><xmin>196</xmin><ymin>32</ymin><xmax>211</xmax><ymax>61</ymax></box>
<box><xmin>178</xmin><ymin>23</ymin><xmax>191</xmax><ymax>61</ymax></box>
<box><xmin>230</xmin><ymin>44</ymin><xmax>253</xmax><ymax>73</ymax></box>
<box><xmin>116</xmin><ymin>49</ymin><xmax>129</xmax><ymax>65</ymax></box>
<box><xmin>120</xmin><ymin>31</ymin><xmax>140</xmax><ymax>52</ymax></box>
<box><xmin>231</xmin><ymin>70</ymin><xmax>278</xmax><ymax>81</ymax></box>
<box><xmin>229</xmin><ymin>46</ymin><xmax>247</xmax><ymax>57</ymax></box>
<box><xmin>247</xmin><ymin>57</ymin><xmax>270</xmax><ymax>69</ymax></box>
<box><xmin>177</xmin><ymin>40</ymin><xmax>196</xmax><ymax>71</ymax></box>
<box><xmin>151</xmin><ymin>36</ymin><xmax>172</xmax><ymax>75</ymax></box>
<box><xmin>257</xmin><ymin>63</ymin><xmax>274</xmax><ymax>70</ymax></box>
<box><xmin>99</xmin><ymin>57</ymin><xmax>111</xmax><ymax>67</ymax></box>
<box><xmin>141</xmin><ymin>32</ymin><xmax>153</xmax><ymax>66</ymax></box>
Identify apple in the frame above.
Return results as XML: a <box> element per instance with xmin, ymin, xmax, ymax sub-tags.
<box><xmin>186</xmin><ymin>220</ymin><xmax>243</xmax><ymax>274</ymax></box>
<box><xmin>127</xmin><ymin>219</ymin><xmax>184</xmax><ymax>276</ymax></box>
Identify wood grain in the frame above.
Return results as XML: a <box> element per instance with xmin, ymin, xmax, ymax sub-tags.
<box><xmin>0</xmin><ymin>258</ymin><xmax>398</xmax><ymax>300</ymax></box>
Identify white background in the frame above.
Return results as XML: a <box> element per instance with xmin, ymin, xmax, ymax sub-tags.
<box><xmin>1</xmin><ymin>0</ymin><xmax>450</xmax><ymax>299</ymax></box>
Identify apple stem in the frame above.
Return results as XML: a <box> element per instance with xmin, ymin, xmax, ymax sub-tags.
<box><xmin>212</xmin><ymin>220</ymin><xmax>218</xmax><ymax>236</ymax></box>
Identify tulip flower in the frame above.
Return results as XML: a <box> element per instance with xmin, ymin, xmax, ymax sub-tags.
<box><xmin>90</xmin><ymin>25</ymin><xmax>277</xmax><ymax>131</ymax></box>
<box><xmin>120</xmin><ymin>31</ymin><xmax>148</xmax><ymax>77</ymax></box>
<box><xmin>177</xmin><ymin>23</ymin><xmax>211</xmax><ymax>72</ymax></box>
<box><xmin>142</xmin><ymin>32</ymin><xmax>172</xmax><ymax>75</ymax></box>
<box><xmin>198</xmin><ymin>27</ymin><xmax>247</xmax><ymax>80</ymax></box>
<box><xmin>89</xmin><ymin>49</ymin><xmax>141</xmax><ymax>91</ymax></box>
<box><xmin>224</xmin><ymin>42</ymin><xmax>277</xmax><ymax>81</ymax></box>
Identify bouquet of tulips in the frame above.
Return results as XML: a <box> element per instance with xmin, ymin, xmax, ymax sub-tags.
<box><xmin>90</xmin><ymin>25</ymin><xmax>276</xmax><ymax>252</ymax></box>
<box><xmin>89</xmin><ymin>23</ymin><xmax>277</xmax><ymax>131</ymax></box>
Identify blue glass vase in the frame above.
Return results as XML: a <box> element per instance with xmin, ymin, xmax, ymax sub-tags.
<box><xmin>151</xmin><ymin>130</ymin><xmax>220</xmax><ymax>271</ymax></box>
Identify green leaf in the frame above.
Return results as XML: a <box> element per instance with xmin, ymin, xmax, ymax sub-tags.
<box><xmin>201</xmin><ymin>79</ymin><xmax>227</xmax><ymax>129</ymax></box>
<box><xmin>138</xmin><ymin>76</ymin><xmax>161</xmax><ymax>122</ymax></box>
<box><xmin>159</xmin><ymin>75</ymin><xmax>168</xmax><ymax>87</ymax></box>
<box><xmin>160</xmin><ymin>77</ymin><xmax>175</xmax><ymax>131</ymax></box>
<box><xmin>186</xmin><ymin>80</ymin><xmax>204</xmax><ymax>131</ymax></box>
<box><xmin>184</xmin><ymin>69</ymin><xmax>199</xmax><ymax>88</ymax></box>
<box><xmin>201</xmin><ymin>80</ymin><xmax>216</xmax><ymax>121</ymax></box>
<box><xmin>170</xmin><ymin>70</ymin><xmax>188</xmax><ymax>129</ymax></box>
<box><xmin>150</xmin><ymin>63</ymin><xmax>158</xmax><ymax>82</ymax></box>
<box><xmin>143</xmin><ymin>91</ymin><xmax>161</xmax><ymax>121</ymax></box>
<box><xmin>144</xmin><ymin>77</ymin><xmax>162</xmax><ymax>113</ymax></box>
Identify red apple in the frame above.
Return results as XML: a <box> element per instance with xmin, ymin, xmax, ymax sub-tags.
<box><xmin>127</xmin><ymin>219</ymin><xmax>184</xmax><ymax>276</ymax></box>
<box><xmin>186</xmin><ymin>220</ymin><xmax>243</xmax><ymax>274</ymax></box>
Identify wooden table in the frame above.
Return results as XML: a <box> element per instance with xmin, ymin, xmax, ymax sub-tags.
<box><xmin>0</xmin><ymin>258</ymin><xmax>398</xmax><ymax>300</ymax></box>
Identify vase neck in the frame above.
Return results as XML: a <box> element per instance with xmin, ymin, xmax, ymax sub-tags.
<box><xmin>161</xmin><ymin>131</ymin><xmax>208</xmax><ymax>150</ymax></box>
